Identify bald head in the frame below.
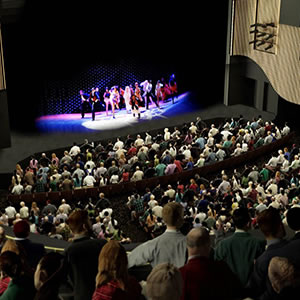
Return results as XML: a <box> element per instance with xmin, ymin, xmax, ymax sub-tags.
<box><xmin>187</xmin><ymin>227</ymin><xmax>211</xmax><ymax>257</ymax></box>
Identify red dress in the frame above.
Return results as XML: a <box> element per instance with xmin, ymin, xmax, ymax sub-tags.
<box><xmin>0</xmin><ymin>277</ymin><xmax>10</xmax><ymax>295</ymax></box>
<box><xmin>92</xmin><ymin>277</ymin><xmax>141</xmax><ymax>300</ymax></box>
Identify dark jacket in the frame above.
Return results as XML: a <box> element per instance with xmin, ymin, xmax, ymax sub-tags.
<box><xmin>63</xmin><ymin>236</ymin><xmax>107</xmax><ymax>300</ymax></box>
<box><xmin>16</xmin><ymin>238</ymin><xmax>46</xmax><ymax>269</ymax></box>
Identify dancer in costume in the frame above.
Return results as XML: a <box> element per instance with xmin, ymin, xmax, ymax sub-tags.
<box><xmin>123</xmin><ymin>86</ymin><xmax>132</xmax><ymax>113</ymax></box>
<box><xmin>89</xmin><ymin>87</ymin><xmax>99</xmax><ymax>121</ymax></box>
<box><xmin>79</xmin><ymin>90</ymin><xmax>89</xmax><ymax>118</ymax></box>
<box><xmin>103</xmin><ymin>87</ymin><xmax>111</xmax><ymax>116</ymax></box>
<box><xmin>130</xmin><ymin>93</ymin><xmax>141</xmax><ymax>119</ymax></box>
<box><xmin>109</xmin><ymin>86</ymin><xmax>120</xmax><ymax>119</ymax></box>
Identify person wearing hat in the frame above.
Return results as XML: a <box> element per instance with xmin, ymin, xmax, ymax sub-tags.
<box><xmin>128</xmin><ymin>202</ymin><xmax>186</xmax><ymax>269</ymax></box>
<box><xmin>13</xmin><ymin>220</ymin><xmax>45</xmax><ymax>270</ymax></box>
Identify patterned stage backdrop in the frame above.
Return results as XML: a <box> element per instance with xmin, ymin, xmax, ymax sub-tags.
<box><xmin>39</xmin><ymin>57</ymin><xmax>174</xmax><ymax>116</ymax></box>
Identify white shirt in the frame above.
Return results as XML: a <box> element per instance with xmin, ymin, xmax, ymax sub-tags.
<box><xmin>282</xmin><ymin>125</ymin><xmax>290</xmax><ymax>136</ymax></box>
<box><xmin>134</xmin><ymin>138</ymin><xmax>144</xmax><ymax>147</ymax></box>
<box><xmin>113</xmin><ymin>140</ymin><xmax>124</xmax><ymax>150</ymax></box>
<box><xmin>110</xmin><ymin>174</ymin><xmax>119</xmax><ymax>184</ymax></box>
<box><xmin>148</xmin><ymin>200</ymin><xmax>158</xmax><ymax>209</ymax></box>
<box><xmin>11</xmin><ymin>184</ymin><xmax>24</xmax><ymax>195</ymax></box>
<box><xmin>266</xmin><ymin>157</ymin><xmax>278</xmax><ymax>167</ymax></box>
<box><xmin>182</xmin><ymin>149</ymin><xmax>191</xmax><ymax>160</ymax></box>
<box><xmin>164</xmin><ymin>131</ymin><xmax>171</xmax><ymax>141</ymax></box>
<box><xmin>5</xmin><ymin>206</ymin><xmax>16</xmax><ymax>219</ymax></box>
<box><xmin>152</xmin><ymin>205</ymin><xmax>163</xmax><ymax>218</ymax></box>
<box><xmin>83</xmin><ymin>175</ymin><xmax>96</xmax><ymax>187</ymax></box>
<box><xmin>20</xmin><ymin>206</ymin><xmax>29</xmax><ymax>219</ymax></box>
<box><xmin>131</xmin><ymin>170</ymin><xmax>144</xmax><ymax>181</ymax></box>
<box><xmin>100</xmin><ymin>208</ymin><xmax>113</xmax><ymax>218</ymax></box>
<box><xmin>69</xmin><ymin>145</ymin><xmax>81</xmax><ymax>157</ymax></box>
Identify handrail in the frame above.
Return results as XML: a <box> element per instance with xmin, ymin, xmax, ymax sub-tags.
<box><xmin>7</xmin><ymin>132</ymin><xmax>295</xmax><ymax>205</ymax></box>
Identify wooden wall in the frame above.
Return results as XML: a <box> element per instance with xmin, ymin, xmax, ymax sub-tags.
<box><xmin>232</xmin><ymin>0</ymin><xmax>300</xmax><ymax>105</ymax></box>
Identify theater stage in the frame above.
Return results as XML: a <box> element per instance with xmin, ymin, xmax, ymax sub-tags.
<box><xmin>0</xmin><ymin>96</ymin><xmax>276</xmax><ymax>176</ymax></box>
<box><xmin>35</xmin><ymin>92</ymin><xmax>197</xmax><ymax>133</ymax></box>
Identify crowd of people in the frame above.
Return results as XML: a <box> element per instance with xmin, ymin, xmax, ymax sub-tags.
<box><xmin>79</xmin><ymin>74</ymin><xmax>178</xmax><ymax>120</ymax></box>
<box><xmin>8</xmin><ymin>116</ymin><xmax>291</xmax><ymax>196</ymax></box>
<box><xmin>2</xmin><ymin>114</ymin><xmax>300</xmax><ymax>299</ymax></box>
<box><xmin>0</xmin><ymin>199</ymin><xmax>300</xmax><ymax>299</ymax></box>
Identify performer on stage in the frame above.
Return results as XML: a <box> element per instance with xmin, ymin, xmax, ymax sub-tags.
<box><xmin>119</xmin><ymin>86</ymin><xmax>125</xmax><ymax>109</ymax></box>
<box><xmin>130</xmin><ymin>93</ymin><xmax>141</xmax><ymax>119</ymax></box>
<box><xmin>80</xmin><ymin>90</ymin><xmax>90</xmax><ymax>118</ymax></box>
<box><xmin>103</xmin><ymin>87</ymin><xmax>111</xmax><ymax>116</ymax></box>
<box><xmin>123</xmin><ymin>86</ymin><xmax>132</xmax><ymax>113</ymax></box>
<box><xmin>160</xmin><ymin>77</ymin><xmax>171</xmax><ymax>102</ymax></box>
<box><xmin>89</xmin><ymin>87</ymin><xmax>99</xmax><ymax>121</ymax></box>
<box><xmin>141</xmin><ymin>79</ymin><xmax>160</xmax><ymax>110</ymax></box>
<box><xmin>155</xmin><ymin>80</ymin><xmax>163</xmax><ymax>104</ymax></box>
<box><xmin>108</xmin><ymin>86</ymin><xmax>120</xmax><ymax>119</ymax></box>
<box><xmin>169</xmin><ymin>74</ymin><xmax>178</xmax><ymax>104</ymax></box>
<box><xmin>134</xmin><ymin>82</ymin><xmax>143</xmax><ymax>107</ymax></box>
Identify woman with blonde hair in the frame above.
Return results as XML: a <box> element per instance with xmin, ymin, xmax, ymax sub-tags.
<box><xmin>15</xmin><ymin>164</ymin><xmax>24</xmax><ymax>179</ymax></box>
<box><xmin>123</xmin><ymin>86</ymin><xmax>131</xmax><ymax>113</ymax></box>
<box><xmin>92</xmin><ymin>240</ymin><xmax>142</xmax><ymax>300</ymax></box>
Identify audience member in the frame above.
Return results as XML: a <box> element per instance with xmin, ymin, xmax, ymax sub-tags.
<box><xmin>92</xmin><ymin>240</ymin><xmax>142</xmax><ymax>300</ymax></box>
<box><xmin>146</xmin><ymin>262</ymin><xmax>182</xmax><ymax>300</ymax></box>
<box><xmin>13</xmin><ymin>220</ymin><xmax>45</xmax><ymax>270</ymax></box>
<box><xmin>180</xmin><ymin>227</ymin><xmax>240</xmax><ymax>299</ymax></box>
<box><xmin>34</xmin><ymin>252</ymin><xmax>65</xmax><ymax>300</ymax></box>
<box><xmin>128</xmin><ymin>202</ymin><xmax>186</xmax><ymax>268</ymax></box>
<box><xmin>214</xmin><ymin>207</ymin><xmax>266</xmax><ymax>286</ymax></box>
<box><xmin>63</xmin><ymin>209</ymin><xmax>107</xmax><ymax>300</ymax></box>
<box><xmin>0</xmin><ymin>251</ymin><xmax>35</xmax><ymax>300</ymax></box>
<box><xmin>246</xmin><ymin>208</ymin><xmax>289</xmax><ymax>299</ymax></box>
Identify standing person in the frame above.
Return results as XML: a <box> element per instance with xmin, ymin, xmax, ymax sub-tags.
<box><xmin>134</xmin><ymin>82</ymin><xmax>143</xmax><ymax>106</ymax></box>
<box><xmin>119</xmin><ymin>86</ymin><xmax>125</xmax><ymax>109</ymax></box>
<box><xmin>130</xmin><ymin>94</ymin><xmax>141</xmax><ymax>119</ymax></box>
<box><xmin>246</xmin><ymin>208</ymin><xmax>288</xmax><ymax>300</ymax></box>
<box><xmin>0</xmin><ymin>251</ymin><xmax>36</xmax><ymax>300</ymax></box>
<box><xmin>169</xmin><ymin>73</ymin><xmax>178</xmax><ymax>104</ymax></box>
<box><xmin>141</xmin><ymin>80</ymin><xmax>158</xmax><ymax>110</ymax></box>
<box><xmin>34</xmin><ymin>252</ymin><xmax>65</xmax><ymax>300</ymax></box>
<box><xmin>109</xmin><ymin>86</ymin><xmax>120</xmax><ymax>119</ymax></box>
<box><xmin>214</xmin><ymin>207</ymin><xmax>266</xmax><ymax>287</ymax></box>
<box><xmin>89</xmin><ymin>88</ymin><xmax>99</xmax><ymax>121</ymax></box>
<box><xmin>145</xmin><ymin>263</ymin><xmax>182</xmax><ymax>300</ymax></box>
<box><xmin>123</xmin><ymin>86</ymin><xmax>132</xmax><ymax>113</ymax></box>
<box><xmin>180</xmin><ymin>227</ymin><xmax>240</xmax><ymax>300</ymax></box>
<box><xmin>103</xmin><ymin>87</ymin><xmax>112</xmax><ymax>116</ymax></box>
<box><xmin>155</xmin><ymin>80</ymin><xmax>163</xmax><ymax>104</ymax></box>
<box><xmin>92</xmin><ymin>241</ymin><xmax>142</xmax><ymax>300</ymax></box>
<box><xmin>63</xmin><ymin>209</ymin><xmax>107</xmax><ymax>300</ymax></box>
<box><xmin>13</xmin><ymin>220</ymin><xmax>46</xmax><ymax>270</ymax></box>
<box><xmin>128</xmin><ymin>202</ymin><xmax>187</xmax><ymax>269</ymax></box>
<box><xmin>79</xmin><ymin>90</ymin><xmax>89</xmax><ymax>119</ymax></box>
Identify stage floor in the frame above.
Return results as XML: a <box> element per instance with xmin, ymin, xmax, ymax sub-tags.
<box><xmin>35</xmin><ymin>92</ymin><xmax>199</xmax><ymax>133</ymax></box>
